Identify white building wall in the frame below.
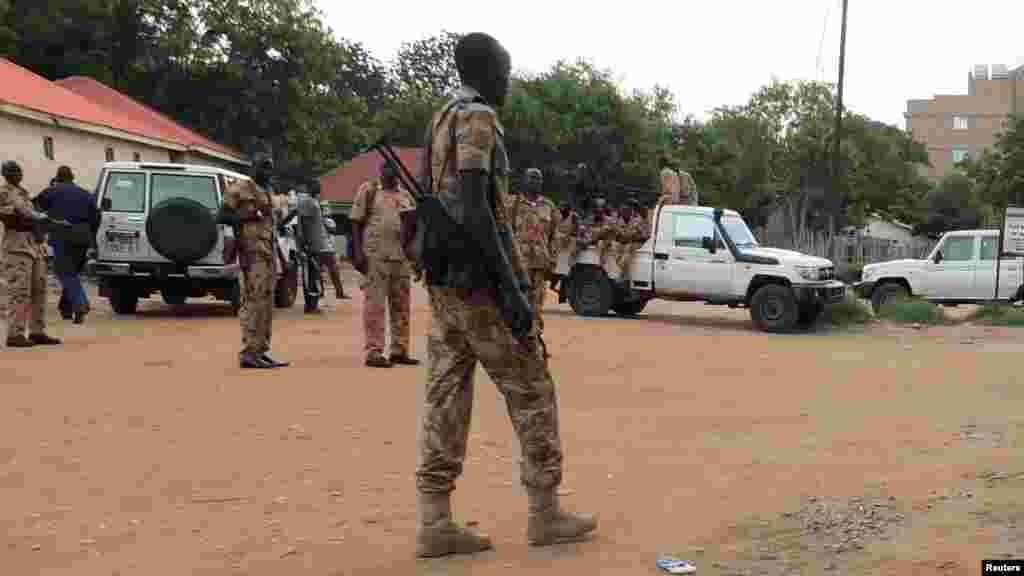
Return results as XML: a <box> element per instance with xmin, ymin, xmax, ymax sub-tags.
<box><xmin>0</xmin><ymin>113</ymin><xmax>173</xmax><ymax>195</ymax></box>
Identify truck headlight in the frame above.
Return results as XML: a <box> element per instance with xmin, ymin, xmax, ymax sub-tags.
<box><xmin>795</xmin><ymin>266</ymin><xmax>818</xmax><ymax>281</ymax></box>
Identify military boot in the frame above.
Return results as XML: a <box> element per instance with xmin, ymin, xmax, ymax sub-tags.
<box><xmin>5</xmin><ymin>335</ymin><xmax>34</xmax><ymax>348</ymax></box>
<box><xmin>29</xmin><ymin>333</ymin><xmax>62</xmax><ymax>345</ymax></box>
<box><xmin>526</xmin><ymin>487</ymin><xmax>597</xmax><ymax>546</ymax></box>
<box><xmin>415</xmin><ymin>492</ymin><xmax>493</xmax><ymax>558</ymax></box>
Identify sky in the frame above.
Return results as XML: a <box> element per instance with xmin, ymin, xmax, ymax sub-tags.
<box><xmin>320</xmin><ymin>0</ymin><xmax>1024</xmax><ymax>130</ymax></box>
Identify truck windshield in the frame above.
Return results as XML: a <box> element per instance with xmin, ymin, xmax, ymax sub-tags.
<box><xmin>721</xmin><ymin>217</ymin><xmax>758</xmax><ymax>247</ymax></box>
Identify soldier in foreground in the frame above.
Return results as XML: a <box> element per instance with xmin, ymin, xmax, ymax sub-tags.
<box><xmin>350</xmin><ymin>163</ymin><xmax>419</xmax><ymax>368</ymax></box>
<box><xmin>508</xmin><ymin>168</ymin><xmax>558</xmax><ymax>358</ymax></box>
<box><xmin>0</xmin><ymin>161</ymin><xmax>61</xmax><ymax>347</ymax></box>
<box><xmin>414</xmin><ymin>32</ymin><xmax>596</xmax><ymax>559</ymax></box>
<box><xmin>216</xmin><ymin>153</ymin><xmax>288</xmax><ymax>369</ymax></box>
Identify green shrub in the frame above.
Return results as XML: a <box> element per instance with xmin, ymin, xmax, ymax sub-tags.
<box><xmin>875</xmin><ymin>298</ymin><xmax>946</xmax><ymax>325</ymax></box>
<box><xmin>966</xmin><ymin>303</ymin><xmax>1024</xmax><ymax>327</ymax></box>
<box><xmin>821</xmin><ymin>295</ymin><xmax>872</xmax><ymax>327</ymax></box>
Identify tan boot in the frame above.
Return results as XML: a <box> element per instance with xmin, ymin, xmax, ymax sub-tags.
<box><xmin>415</xmin><ymin>492</ymin><xmax>493</xmax><ymax>558</ymax></box>
<box><xmin>526</xmin><ymin>487</ymin><xmax>597</xmax><ymax>546</ymax></box>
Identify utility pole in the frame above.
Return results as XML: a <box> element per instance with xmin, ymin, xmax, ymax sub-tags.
<box><xmin>829</xmin><ymin>0</ymin><xmax>849</xmax><ymax>247</ymax></box>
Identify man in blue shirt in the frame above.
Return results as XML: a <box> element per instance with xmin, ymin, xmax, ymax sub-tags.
<box><xmin>33</xmin><ymin>166</ymin><xmax>99</xmax><ymax>324</ymax></box>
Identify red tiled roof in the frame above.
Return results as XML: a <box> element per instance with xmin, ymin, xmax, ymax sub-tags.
<box><xmin>0</xmin><ymin>58</ymin><xmax>244</xmax><ymax>164</ymax></box>
<box><xmin>56</xmin><ymin>76</ymin><xmax>245</xmax><ymax>163</ymax></box>
<box><xmin>320</xmin><ymin>147</ymin><xmax>423</xmax><ymax>203</ymax></box>
<box><xmin>0</xmin><ymin>58</ymin><xmax>160</xmax><ymax>141</ymax></box>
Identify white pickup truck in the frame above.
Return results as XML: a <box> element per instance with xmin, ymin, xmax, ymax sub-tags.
<box><xmin>555</xmin><ymin>204</ymin><xmax>846</xmax><ymax>333</ymax></box>
<box><xmin>853</xmin><ymin>228</ymin><xmax>1023</xmax><ymax>313</ymax></box>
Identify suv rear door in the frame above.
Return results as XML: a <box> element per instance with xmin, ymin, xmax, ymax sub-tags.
<box><xmin>96</xmin><ymin>168</ymin><xmax>153</xmax><ymax>262</ymax></box>
<box><xmin>148</xmin><ymin>169</ymin><xmax>224</xmax><ymax>265</ymax></box>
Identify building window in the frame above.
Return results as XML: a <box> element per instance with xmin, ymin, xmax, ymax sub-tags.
<box><xmin>105</xmin><ymin>147</ymin><xmax>115</xmax><ymax>162</ymax></box>
<box><xmin>43</xmin><ymin>137</ymin><xmax>54</xmax><ymax>160</ymax></box>
<box><xmin>952</xmin><ymin>115</ymin><xmax>969</xmax><ymax>130</ymax></box>
<box><xmin>133</xmin><ymin>152</ymin><xmax>141</xmax><ymax>162</ymax></box>
<box><xmin>952</xmin><ymin>148</ymin><xmax>970</xmax><ymax>163</ymax></box>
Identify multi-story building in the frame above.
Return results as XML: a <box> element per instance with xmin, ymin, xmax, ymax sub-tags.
<box><xmin>905</xmin><ymin>63</ymin><xmax>1024</xmax><ymax>180</ymax></box>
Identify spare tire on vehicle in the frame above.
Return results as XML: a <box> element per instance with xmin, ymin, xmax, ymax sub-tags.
<box><xmin>146</xmin><ymin>197</ymin><xmax>218</xmax><ymax>264</ymax></box>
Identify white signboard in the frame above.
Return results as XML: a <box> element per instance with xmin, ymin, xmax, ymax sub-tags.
<box><xmin>1003</xmin><ymin>206</ymin><xmax>1024</xmax><ymax>256</ymax></box>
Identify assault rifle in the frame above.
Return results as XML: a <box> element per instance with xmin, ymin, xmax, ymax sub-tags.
<box><xmin>367</xmin><ymin>137</ymin><xmax>538</xmax><ymax>347</ymax></box>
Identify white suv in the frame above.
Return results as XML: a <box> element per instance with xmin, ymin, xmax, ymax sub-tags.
<box><xmin>89</xmin><ymin>162</ymin><xmax>298</xmax><ymax>314</ymax></box>
<box><xmin>854</xmin><ymin>229</ymin><xmax>1023</xmax><ymax>313</ymax></box>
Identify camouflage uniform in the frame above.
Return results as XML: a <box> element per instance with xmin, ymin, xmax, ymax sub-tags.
<box><xmin>351</xmin><ymin>180</ymin><xmax>415</xmax><ymax>359</ymax></box>
<box><xmin>508</xmin><ymin>192</ymin><xmax>559</xmax><ymax>349</ymax></box>
<box><xmin>0</xmin><ymin>211</ymin><xmax>5</xmax><ymax>313</ymax></box>
<box><xmin>0</xmin><ymin>182</ymin><xmax>48</xmax><ymax>340</ymax></box>
<box><xmin>615</xmin><ymin>214</ymin><xmax>649</xmax><ymax>280</ymax></box>
<box><xmin>223</xmin><ymin>179</ymin><xmax>275</xmax><ymax>360</ymax></box>
<box><xmin>416</xmin><ymin>86</ymin><xmax>563</xmax><ymax>495</ymax></box>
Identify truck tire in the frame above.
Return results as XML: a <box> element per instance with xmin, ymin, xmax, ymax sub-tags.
<box><xmin>161</xmin><ymin>287</ymin><xmax>187</xmax><ymax>306</ymax></box>
<box><xmin>870</xmin><ymin>282</ymin><xmax>908</xmax><ymax>315</ymax></box>
<box><xmin>274</xmin><ymin>253</ymin><xmax>299</xmax><ymax>308</ymax></box>
<box><xmin>612</xmin><ymin>299</ymin><xmax>648</xmax><ymax>316</ymax></box>
<box><xmin>146</xmin><ymin>197</ymin><xmax>218</xmax><ymax>264</ymax></box>
<box><xmin>228</xmin><ymin>281</ymin><xmax>241</xmax><ymax>316</ymax></box>
<box><xmin>110</xmin><ymin>285</ymin><xmax>139</xmax><ymax>315</ymax></box>
<box><xmin>798</xmin><ymin>301</ymin><xmax>824</xmax><ymax>326</ymax></box>
<box><xmin>750</xmin><ymin>284</ymin><xmax>798</xmax><ymax>333</ymax></box>
<box><xmin>569</xmin><ymin>266</ymin><xmax>612</xmax><ymax>317</ymax></box>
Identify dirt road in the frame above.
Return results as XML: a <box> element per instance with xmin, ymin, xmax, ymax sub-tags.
<box><xmin>3</xmin><ymin>273</ymin><xmax>1024</xmax><ymax>575</ymax></box>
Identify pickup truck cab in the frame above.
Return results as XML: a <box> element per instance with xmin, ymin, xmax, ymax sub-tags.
<box><xmin>555</xmin><ymin>204</ymin><xmax>846</xmax><ymax>333</ymax></box>
<box><xmin>853</xmin><ymin>229</ymin><xmax>1023</xmax><ymax>313</ymax></box>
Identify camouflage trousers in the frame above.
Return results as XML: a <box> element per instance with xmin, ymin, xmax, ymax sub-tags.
<box><xmin>615</xmin><ymin>242</ymin><xmax>639</xmax><ymax>283</ymax></box>
<box><xmin>4</xmin><ymin>253</ymin><xmax>46</xmax><ymax>339</ymax></box>
<box><xmin>362</xmin><ymin>259</ymin><xmax>410</xmax><ymax>357</ymax></box>
<box><xmin>527</xmin><ymin>267</ymin><xmax>549</xmax><ymax>339</ymax></box>
<box><xmin>239</xmin><ymin>252</ymin><xmax>274</xmax><ymax>357</ymax></box>
<box><xmin>416</xmin><ymin>285</ymin><xmax>563</xmax><ymax>494</ymax></box>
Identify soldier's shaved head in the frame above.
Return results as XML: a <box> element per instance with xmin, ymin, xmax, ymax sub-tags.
<box><xmin>454</xmin><ymin>32</ymin><xmax>510</xmax><ymax>107</ymax></box>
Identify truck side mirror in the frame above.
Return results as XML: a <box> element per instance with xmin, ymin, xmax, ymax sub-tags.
<box><xmin>701</xmin><ymin>236</ymin><xmax>716</xmax><ymax>253</ymax></box>
<box><xmin>932</xmin><ymin>251</ymin><xmax>943</xmax><ymax>264</ymax></box>
<box><xmin>101</xmin><ymin>197</ymin><xmax>112</xmax><ymax>211</ymax></box>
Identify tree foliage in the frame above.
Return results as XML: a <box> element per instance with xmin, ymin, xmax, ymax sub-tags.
<box><xmin>0</xmin><ymin>2</ymin><xmax>947</xmax><ymax>241</ymax></box>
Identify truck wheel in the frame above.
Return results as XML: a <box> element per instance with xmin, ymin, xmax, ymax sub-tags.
<box><xmin>161</xmin><ymin>288</ymin><xmax>187</xmax><ymax>306</ymax></box>
<box><xmin>798</xmin><ymin>301</ymin><xmax>824</xmax><ymax>326</ymax></box>
<box><xmin>750</xmin><ymin>284</ymin><xmax>798</xmax><ymax>333</ymax></box>
<box><xmin>110</xmin><ymin>285</ymin><xmax>139</xmax><ymax>315</ymax></box>
<box><xmin>275</xmin><ymin>254</ymin><xmax>299</xmax><ymax>308</ymax></box>
<box><xmin>570</xmin><ymin>266</ymin><xmax>612</xmax><ymax>317</ymax></box>
<box><xmin>871</xmin><ymin>282</ymin><xmax>908</xmax><ymax>315</ymax></box>
<box><xmin>228</xmin><ymin>281</ymin><xmax>241</xmax><ymax>316</ymax></box>
<box><xmin>612</xmin><ymin>299</ymin><xmax>648</xmax><ymax>316</ymax></box>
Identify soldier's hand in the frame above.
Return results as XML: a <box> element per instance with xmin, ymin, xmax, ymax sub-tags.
<box><xmin>499</xmin><ymin>285</ymin><xmax>533</xmax><ymax>340</ymax></box>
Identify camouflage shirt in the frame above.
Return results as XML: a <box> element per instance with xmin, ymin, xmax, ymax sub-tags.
<box><xmin>509</xmin><ymin>194</ymin><xmax>559</xmax><ymax>270</ymax></box>
<box><xmin>428</xmin><ymin>85</ymin><xmax>525</xmax><ymax>281</ymax></box>
<box><xmin>222</xmin><ymin>179</ymin><xmax>274</xmax><ymax>260</ymax></box>
<box><xmin>351</xmin><ymin>180</ymin><xmax>415</xmax><ymax>262</ymax></box>
<box><xmin>619</xmin><ymin>214</ymin><xmax>649</xmax><ymax>244</ymax></box>
<box><xmin>0</xmin><ymin>182</ymin><xmax>45</xmax><ymax>258</ymax></box>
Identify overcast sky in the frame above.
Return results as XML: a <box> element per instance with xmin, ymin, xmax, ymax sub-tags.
<box><xmin>321</xmin><ymin>1</ymin><xmax>1024</xmax><ymax>130</ymax></box>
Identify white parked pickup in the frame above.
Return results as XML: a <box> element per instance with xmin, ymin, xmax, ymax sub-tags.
<box><xmin>554</xmin><ymin>204</ymin><xmax>846</xmax><ymax>333</ymax></box>
<box><xmin>853</xmin><ymin>228</ymin><xmax>1024</xmax><ymax>313</ymax></box>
